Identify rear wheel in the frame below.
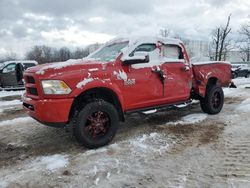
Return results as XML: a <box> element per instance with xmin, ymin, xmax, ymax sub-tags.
<box><xmin>200</xmin><ymin>85</ymin><xmax>224</xmax><ymax>115</ymax></box>
<box><xmin>73</xmin><ymin>100</ymin><xmax>119</xmax><ymax>149</ymax></box>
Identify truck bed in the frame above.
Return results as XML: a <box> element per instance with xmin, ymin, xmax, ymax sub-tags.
<box><xmin>191</xmin><ymin>61</ymin><xmax>232</xmax><ymax>97</ymax></box>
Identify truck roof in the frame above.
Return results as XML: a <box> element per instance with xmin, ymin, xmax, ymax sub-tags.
<box><xmin>108</xmin><ymin>36</ymin><xmax>183</xmax><ymax>46</ymax></box>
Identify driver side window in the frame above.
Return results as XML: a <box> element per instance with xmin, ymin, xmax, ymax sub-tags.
<box><xmin>2</xmin><ymin>63</ymin><xmax>16</xmax><ymax>73</ymax></box>
<box><xmin>129</xmin><ymin>44</ymin><xmax>156</xmax><ymax>56</ymax></box>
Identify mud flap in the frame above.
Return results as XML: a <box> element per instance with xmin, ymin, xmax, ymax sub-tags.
<box><xmin>229</xmin><ymin>82</ymin><xmax>237</xmax><ymax>88</ymax></box>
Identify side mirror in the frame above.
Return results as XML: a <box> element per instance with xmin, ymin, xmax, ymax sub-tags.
<box><xmin>122</xmin><ymin>52</ymin><xmax>149</xmax><ymax>65</ymax></box>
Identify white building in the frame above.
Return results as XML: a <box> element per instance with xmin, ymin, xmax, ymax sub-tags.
<box><xmin>182</xmin><ymin>39</ymin><xmax>210</xmax><ymax>61</ymax></box>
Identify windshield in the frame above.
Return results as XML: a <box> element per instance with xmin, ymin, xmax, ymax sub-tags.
<box><xmin>89</xmin><ymin>42</ymin><xmax>128</xmax><ymax>62</ymax></box>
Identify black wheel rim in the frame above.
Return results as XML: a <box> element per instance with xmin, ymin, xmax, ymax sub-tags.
<box><xmin>84</xmin><ymin>111</ymin><xmax>110</xmax><ymax>139</ymax></box>
<box><xmin>211</xmin><ymin>92</ymin><xmax>221</xmax><ymax>109</ymax></box>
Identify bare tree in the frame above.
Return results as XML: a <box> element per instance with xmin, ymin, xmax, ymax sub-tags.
<box><xmin>26</xmin><ymin>45</ymin><xmax>54</xmax><ymax>64</ymax></box>
<box><xmin>4</xmin><ymin>51</ymin><xmax>17</xmax><ymax>61</ymax></box>
<box><xmin>73</xmin><ymin>48</ymin><xmax>89</xmax><ymax>59</ymax></box>
<box><xmin>211</xmin><ymin>14</ymin><xmax>232</xmax><ymax>61</ymax></box>
<box><xmin>25</xmin><ymin>44</ymin><xmax>96</xmax><ymax>64</ymax></box>
<box><xmin>160</xmin><ymin>28</ymin><xmax>169</xmax><ymax>38</ymax></box>
<box><xmin>237</xmin><ymin>21</ymin><xmax>250</xmax><ymax>62</ymax></box>
<box><xmin>58</xmin><ymin>47</ymin><xmax>71</xmax><ymax>61</ymax></box>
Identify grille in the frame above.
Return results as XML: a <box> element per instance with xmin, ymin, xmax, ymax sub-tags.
<box><xmin>26</xmin><ymin>76</ymin><xmax>35</xmax><ymax>84</ymax></box>
<box><xmin>28</xmin><ymin>87</ymin><xmax>38</xmax><ymax>96</ymax></box>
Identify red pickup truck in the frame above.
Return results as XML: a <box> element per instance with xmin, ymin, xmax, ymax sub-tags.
<box><xmin>22</xmin><ymin>36</ymin><xmax>231</xmax><ymax>148</ymax></box>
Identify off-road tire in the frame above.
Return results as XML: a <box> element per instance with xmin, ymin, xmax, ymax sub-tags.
<box><xmin>73</xmin><ymin>100</ymin><xmax>119</xmax><ymax>149</ymax></box>
<box><xmin>200</xmin><ymin>85</ymin><xmax>224</xmax><ymax>115</ymax></box>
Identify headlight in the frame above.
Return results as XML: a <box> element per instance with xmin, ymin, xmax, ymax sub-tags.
<box><xmin>41</xmin><ymin>80</ymin><xmax>71</xmax><ymax>95</ymax></box>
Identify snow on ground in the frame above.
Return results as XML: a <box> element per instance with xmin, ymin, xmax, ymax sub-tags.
<box><xmin>0</xmin><ymin>155</ymin><xmax>68</xmax><ymax>188</ymax></box>
<box><xmin>0</xmin><ymin>117</ymin><xmax>34</xmax><ymax>127</ymax></box>
<box><xmin>236</xmin><ymin>98</ymin><xmax>250</xmax><ymax>113</ymax></box>
<box><xmin>0</xmin><ymin>181</ymin><xmax>8</xmax><ymax>188</ymax></box>
<box><xmin>233</xmin><ymin>77</ymin><xmax>250</xmax><ymax>88</ymax></box>
<box><xmin>0</xmin><ymin>90</ymin><xmax>24</xmax><ymax>98</ymax></box>
<box><xmin>0</xmin><ymin>100</ymin><xmax>22</xmax><ymax>107</ymax></box>
<box><xmin>166</xmin><ymin>113</ymin><xmax>208</xmax><ymax>125</ymax></box>
<box><xmin>32</xmin><ymin>154</ymin><xmax>69</xmax><ymax>172</ymax></box>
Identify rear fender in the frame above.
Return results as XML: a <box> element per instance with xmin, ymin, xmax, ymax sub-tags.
<box><xmin>192</xmin><ymin>63</ymin><xmax>231</xmax><ymax>97</ymax></box>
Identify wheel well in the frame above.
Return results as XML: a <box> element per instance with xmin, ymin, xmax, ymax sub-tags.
<box><xmin>191</xmin><ymin>77</ymin><xmax>219</xmax><ymax>100</ymax></box>
<box><xmin>69</xmin><ymin>87</ymin><xmax>124</xmax><ymax>122</ymax></box>
<box><xmin>206</xmin><ymin>77</ymin><xmax>219</xmax><ymax>88</ymax></box>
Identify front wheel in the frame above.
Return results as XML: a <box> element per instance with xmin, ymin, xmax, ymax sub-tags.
<box><xmin>73</xmin><ymin>100</ymin><xmax>119</xmax><ymax>149</ymax></box>
<box><xmin>200</xmin><ymin>85</ymin><xmax>224</xmax><ymax>115</ymax></box>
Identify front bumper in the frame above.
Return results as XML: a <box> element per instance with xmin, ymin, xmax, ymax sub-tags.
<box><xmin>22</xmin><ymin>93</ymin><xmax>73</xmax><ymax>126</ymax></box>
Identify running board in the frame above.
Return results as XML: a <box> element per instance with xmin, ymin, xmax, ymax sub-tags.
<box><xmin>125</xmin><ymin>100</ymin><xmax>192</xmax><ymax>115</ymax></box>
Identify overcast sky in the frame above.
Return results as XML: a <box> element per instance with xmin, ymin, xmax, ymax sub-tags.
<box><xmin>0</xmin><ymin>0</ymin><xmax>249</xmax><ymax>58</ymax></box>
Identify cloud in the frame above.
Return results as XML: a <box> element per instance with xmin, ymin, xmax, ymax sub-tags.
<box><xmin>0</xmin><ymin>0</ymin><xmax>249</xmax><ymax>57</ymax></box>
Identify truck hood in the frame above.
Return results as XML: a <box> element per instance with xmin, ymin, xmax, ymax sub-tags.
<box><xmin>25</xmin><ymin>58</ymin><xmax>109</xmax><ymax>77</ymax></box>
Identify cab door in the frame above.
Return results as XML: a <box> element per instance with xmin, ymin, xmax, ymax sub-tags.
<box><xmin>1</xmin><ymin>63</ymin><xmax>18</xmax><ymax>87</ymax></box>
<box><xmin>117</xmin><ymin>43</ymin><xmax>164</xmax><ymax>110</ymax></box>
<box><xmin>161</xmin><ymin>44</ymin><xmax>192</xmax><ymax>103</ymax></box>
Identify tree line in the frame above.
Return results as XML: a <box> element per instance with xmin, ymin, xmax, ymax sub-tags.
<box><xmin>25</xmin><ymin>46</ymin><xmax>90</xmax><ymax>64</ymax></box>
<box><xmin>0</xmin><ymin>44</ymin><xmax>100</xmax><ymax>64</ymax></box>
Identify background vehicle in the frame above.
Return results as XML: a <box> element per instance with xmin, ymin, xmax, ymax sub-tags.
<box><xmin>22</xmin><ymin>36</ymin><xmax>231</xmax><ymax>148</ymax></box>
<box><xmin>231</xmin><ymin>64</ymin><xmax>250</xmax><ymax>78</ymax></box>
<box><xmin>0</xmin><ymin>60</ymin><xmax>38</xmax><ymax>89</ymax></box>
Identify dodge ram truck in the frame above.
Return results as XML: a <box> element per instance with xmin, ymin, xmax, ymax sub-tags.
<box><xmin>22</xmin><ymin>36</ymin><xmax>232</xmax><ymax>148</ymax></box>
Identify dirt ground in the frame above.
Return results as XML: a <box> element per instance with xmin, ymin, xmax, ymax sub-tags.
<box><xmin>1</xmin><ymin>78</ymin><xmax>250</xmax><ymax>188</ymax></box>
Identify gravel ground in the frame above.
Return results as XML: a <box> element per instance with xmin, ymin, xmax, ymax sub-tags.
<box><xmin>0</xmin><ymin>78</ymin><xmax>250</xmax><ymax>188</ymax></box>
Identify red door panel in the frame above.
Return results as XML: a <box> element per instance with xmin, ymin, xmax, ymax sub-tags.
<box><xmin>113</xmin><ymin>65</ymin><xmax>164</xmax><ymax>110</ymax></box>
<box><xmin>162</xmin><ymin>62</ymin><xmax>192</xmax><ymax>103</ymax></box>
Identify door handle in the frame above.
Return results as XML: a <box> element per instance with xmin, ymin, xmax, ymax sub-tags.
<box><xmin>182</xmin><ymin>66</ymin><xmax>190</xmax><ymax>72</ymax></box>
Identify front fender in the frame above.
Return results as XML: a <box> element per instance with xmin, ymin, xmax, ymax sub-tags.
<box><xmin>70</xmin><ymin>79</ymin><xmax>125</xmax><ymax>111</ymax></box>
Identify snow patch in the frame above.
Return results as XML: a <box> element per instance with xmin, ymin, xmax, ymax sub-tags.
<box><xmin>0</xmin><ymin>181</ymin><xmax>8</xmax><ymax>188</ymax></box>
<box><xmin>192</xmin><ymin>61</ymin><xmax>231</xmax><ymax>65</ymax></box>
<box><xmin>236</xmin><ymin>98</ymin><xmax>250</xmax><ymax>113</ymax></box>
<box><xmin>0</xmin><ymin>117</ymin><xmax>34</xmax><ymax>127</ymax></box>
<box><xmin>88</xmin><ymin>68</ymin><xmax>99</xmax><ymax>72</ymax></box>
<box><xmin>223</xmin><ymin>88</ymin><xmax>238</xmax><ymax>97</ymax></box>
<box><xmin>94</xmin><ymin>177</ymin><xmax>100</xmax><ymax>185</ymax></box>
<box><xmin>166</xmin><ymin>113</ymin><xmax>207</xmax><ymax>125</ymax></box>
<box><xmin>35</xmin><ymin>58</ymin><xmax>101</xmax><ymax>75</ymax></box>
<box><xmin>0</xmin><ymin>90</ymin><xmax>24</xmax><ymax>98</ymax></box>
<box><xmin>0</xmin><ymin>100</ymin><xmax>22</xmax><ymax>107</ymax></box>
<box><xmin>129</xmin><ymin>132</ymin><xmax>170</xmax><ymax>155</ymax></box>
<box><xmin>32</xmin><ymin>154</ymin><xmax>69</xmax><ymax>172</ymax></box>
<box><xmin>76</xmin><ymin>78</ymin><xmax>94</xmax><ymax>88</ymax></box>
<box><xmin>113</xmin><ymin>70</ymin><xmax>127</xmax><ymax>81</ymax></box>
<box><xmin>36</xmin><ymin>69</ymin><xmax>45</xmax><ymax>75</ymax></box>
